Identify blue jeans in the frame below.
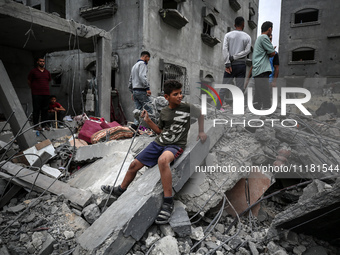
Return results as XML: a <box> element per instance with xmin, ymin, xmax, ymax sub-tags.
<box><xmin>217</xmin><ymin>64</ymin><xmax>246</xmax><ymax>109</ymax></box>
<box><xmin>132</xmin><ymin>90</ymin><xmax>153</xmax><ymax>125</ymax></box>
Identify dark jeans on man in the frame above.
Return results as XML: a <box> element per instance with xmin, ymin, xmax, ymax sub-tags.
<box><xmin>32</xmin><ymin>95</ymin><xmax>50</xmax><ymax>127</ymax></box>
<box><xmin>132</xmin><ymin>90</ymin><xmax>153</xmax><ymax>126</ymax></box>
<box><xmin>217</xmin><ymin>63</ymin><xmax>246</xmax><ymax>109</ymax></box>
<box><xmin>253</xmin><ymin>72</ymin><xmax>271</xmax><ymax>110</ymax></box>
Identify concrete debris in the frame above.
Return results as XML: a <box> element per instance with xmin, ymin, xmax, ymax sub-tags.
<box><xmin>82</xmin><ymin>204</ymin><xmax>101</xmax><ymax>224</ymax></box>
<box><xmin>149</xmin><ymin>236</ymin><xmax>180</xmax><ymax>255</ymax></box>
<box><xmin>271</xmin><ymin>181</ymin><xmax>340</xmax><ymax>246</ymax></box>
<box><xmin>169</xmin><ymin>201</ymin><xmax>192</xmax><ymax>237</ymax></box>
<box><xmin>1</xmin><ymin>103</ymin><xmax>340</xmax><ymax>255</ymax></box>
<box><xmin>1</xmin><ymin>161</ymin><xmax>93</xmax><ymax>208</ymax></box>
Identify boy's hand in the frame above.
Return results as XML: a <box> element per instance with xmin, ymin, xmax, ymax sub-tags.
<box><xmin>141</xmin><ymin>110</ymin><xmax>150</xmax><ymax>122</ymax></box>
<box><xmin>197</xmin><ymin>132</ymin><xmax>207</xmax><ymax>143</ymax></box>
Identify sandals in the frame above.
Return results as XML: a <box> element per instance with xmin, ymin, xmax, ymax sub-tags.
<box><xmin>155</xmin><ymin>202</ymin><xmax>174</xmax><ymax>225</ymax></box>
<box><xmin>101</xmin><ymin>185</ymin><xmax>125</xmax><ymax>197</ymax></box>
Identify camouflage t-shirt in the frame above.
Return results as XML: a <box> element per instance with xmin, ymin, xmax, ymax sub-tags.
<box><xmin>154</xmin><ymin>103</ymin><xmax>201</xmax><ymax>149</ymax></box>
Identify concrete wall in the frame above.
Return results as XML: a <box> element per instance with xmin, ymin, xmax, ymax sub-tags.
<box><xmin>45</xmin><ymin>50</ymin><xmax>95</xmax><ymax>116</ymax></box>
<box><xmin>0</xmin><ymin>45</ymin><xmax>34</xmax><ymax>116</ymax></box>
<box><xmin>279</xmin><ymin>0</ymin><xmax>340</xmax><ymax>90</ymax></box>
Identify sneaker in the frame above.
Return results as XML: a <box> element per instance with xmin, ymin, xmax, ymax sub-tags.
<box><xmin>155</xmin><ymin>202</ymin><xmax>174</xmax><ymax>225</ymax></box>
<box><xmin>219</xmin><ymin>107</ymin><xmax>225</xmax><ymax>112</ymax></box>
<box><xmin>101</xmin><ymin>185</ymin><xmax>126</xmax><ymax>197</ymax></box>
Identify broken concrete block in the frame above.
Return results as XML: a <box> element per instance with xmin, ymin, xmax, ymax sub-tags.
<box><xmin>68</xmin><ymin>152</ymin><xmax>134</xmax><ymax>196</ymax></box>
<box><xmin>1</xmin><ymin>161</ymin><xmax>92</xmax><ymax>208</ymax></box>
<box><xmin>190</xmin><ymin>226</ymin><xmax>204</xmax><ymax>241</ymax></box>
<box><xmin>74</xmin><ymin>136</ymin><xmax>153</xmax><ymax>163</ymax></box>
<box><xmin>272</xmin><ymin>182</ymin><xmax>340</xmax><ymax>245</ymax></box>
<box><xmin>77</xmin><ymin>121</ymin><xmax>224</xmax><ymax>254</ymax></box>
<box><xmin>23</xmin><ymin>142</ymin><xmax>56</xmax><ymax>166</ymax></box>
<box><xmin>40</xmin><ymin>165</ymin><xmax>62</xmax><ymax>179</ymax></box>
<box><xmin>82</xmin><ymin>204</ymin><xmax>101</xmax><ymax>224</ymax></box>
<box><xmin>248</xmin><ymin>241</ymin><xmax>259</xmax><ymax>255</ymax></box>
<box><xmin>32</xmin><ymin>151</ymin><xmax>52</xmax><ymax>168</ymax></box>
<box><xmin>159</xmin><ymin>224</ymin><xmax>175</xmax><ymax>237</ymax></box>
<box><xmin>169</xmin><ymin>202</ymin><xmax>191</xmax><ymax>237</ymax></box>
<box><xmin>4</xmin><ymin>203</ymin><xmax>25</xmax><ymax>213</ymax></box>
<box><xmin>38</xmin><ymin>233</ymin><xmax>57</xmax><ymax>255</ymax></box>
<box><xmin>145</xmin><ymin>233</ymin><xmax>160</xmax><ymax>248</ymax></box>
<box><xmin>32</xmin><ymin>231</ymin><xmax>45</xmax><ymax>249</ymax></box>
<box><xmin>298</xmin><ymin>179</ymin><xmax>327</xmax><ymax>202</ymax></box>
<box><xmin>61</xmin><ymin>203</ymin><xmax>90</xmax><ymax>234</ymax></box>
<box><xmin>149</xmin><ymin>236</ymin><xmax>180</xmax><ymax>255</ymax></box>
<box><xmin>64</xmin><ymin>231</ymin><xmax>75</xmax><ymax>240</ymax></box>
<box><xmin>266</xmin><ymin>241</ymin><xmax>287</xmax><ymax>255</ymax></box>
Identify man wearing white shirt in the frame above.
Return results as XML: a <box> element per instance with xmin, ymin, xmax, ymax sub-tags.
<box><xmin>217</xmin><ymin>16</ymin><xmax>251</xmax><ymax>110</ymax></box>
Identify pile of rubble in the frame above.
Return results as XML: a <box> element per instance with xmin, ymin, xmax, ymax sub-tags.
<box><xmin>0</xmin><ymin>106</ymin><xmax>340</xmax><ymax>255</ymax></box>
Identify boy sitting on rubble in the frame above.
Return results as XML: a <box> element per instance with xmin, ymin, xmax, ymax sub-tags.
<box><xmin>101</xmin><ymin>80</ymin><xmax>207</xmax><ymax>224</ymax></box>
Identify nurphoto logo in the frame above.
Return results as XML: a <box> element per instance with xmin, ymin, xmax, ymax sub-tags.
<box><xmin>198</xmin><ymin>83</ymin><xmax>312</xmax><ymax>128</ymax></box>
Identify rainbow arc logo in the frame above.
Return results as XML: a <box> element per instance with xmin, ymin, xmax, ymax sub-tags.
<box><xmin>197</xmin><ymin>82</ymin><xmax>222</xmax><ymax>107</ymax></box>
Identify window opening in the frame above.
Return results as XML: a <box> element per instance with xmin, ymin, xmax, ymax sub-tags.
<box><xmin>294</xmin><ymin>9</ymin><xmax>318</xmax><ymax>24</ymax></box>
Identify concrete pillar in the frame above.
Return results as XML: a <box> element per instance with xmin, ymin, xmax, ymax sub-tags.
<box><xmin>96</xmin><ymin>36</ymin><xmax>112</xmax><ymax>121</ymax></box>
<box><xmin>0</xmin><ymin>61</ymin><xmax>35</xmax><ymax>150</ymax></box>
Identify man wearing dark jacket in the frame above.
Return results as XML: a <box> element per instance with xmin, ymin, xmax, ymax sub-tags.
<box><xmin>128</xmin><ymin>51</ymin><xmax>153</xmax><ymax>129</ymax></box>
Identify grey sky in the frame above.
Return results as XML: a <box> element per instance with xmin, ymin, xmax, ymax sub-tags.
<box><xmin>257</xmin><ymin>0</ymin><xmax>282</xmax><ymax>51</ymax></box>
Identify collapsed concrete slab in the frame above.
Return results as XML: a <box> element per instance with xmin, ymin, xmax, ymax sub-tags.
<box><xmin>77</xmin><ymin>120</ymin><xmax>224</xmax><ymax>254</ymax></box>
<box><xmin>73</xmin><ymin>136</ymin><xmax>153</xmax><ymax>163</ymax></box>
<box><xmin>271</xmin><ymin>181</ymin><xmax>340</xmax><ymax>246</ymax></box>
<box><xmin>0</xmin><ymin>161</ymin><xmax>92</xmax><ymax>208</ymax></box>
<box><xmin>177</xmin><ymin>131</ymin><xmax>262</xmax><ymax>214</ymax></box>
<box><xmin>68</xmin><ymin>152</ymin><xmax>134</xmax><ymax>195</ymax></box>
<box><xmin>0</xmin><ymin>60</ymin><xmax>35</xmax><ymax>150</ymax></box>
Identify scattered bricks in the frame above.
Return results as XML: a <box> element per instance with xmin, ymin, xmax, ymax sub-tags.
<box><xmin>169</xmin><ymin>203</ymin><xmax>191</xmax><ymax>237</ymax></box>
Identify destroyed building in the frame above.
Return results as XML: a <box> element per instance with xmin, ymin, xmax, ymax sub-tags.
<box><xmin>2</xmin><ymin>0</ymin><xmax>259</xmax><ymax>122</ymax></box>
<box><xmin>1</xmin><ymin>0</ymin><xmax>340</xmax><ymax>255</ymax></box>
<box><xmin>278</xmin><ymin>0</ymin><xmax>340</xmax><ymax>113</ymax></box>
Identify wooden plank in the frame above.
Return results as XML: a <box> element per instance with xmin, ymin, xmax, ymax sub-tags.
<box><xmin>1</xmin><ymin>162</ymin><xmax>92</xmax><ymax>208</ymax></box>
<box><xmin>35</xmin><ymin>139</ymin><xmax>52</xmax><ymax>151</ymax></box>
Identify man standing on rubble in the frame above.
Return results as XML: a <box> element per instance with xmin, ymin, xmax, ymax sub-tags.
<box><xmin>128</xmin><ymin>51</ymin><xmax>153</xmax><ymax>131</ymax></box>
<box><xmin>216</xmin><ymin>16</ymin><xmax>251</xmax><ymax>110</ymax></box>
<box><xmin>252</xmin><ymin>21</ymin><xmax>276</xmax><ymax>110</ymax></box>
<box><xmin>28</xmin><ymin>57</ymin><xmax>51</xmax><ymax>131</ymax></box>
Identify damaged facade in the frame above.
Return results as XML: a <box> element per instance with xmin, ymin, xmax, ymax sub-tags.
<box><xmin>278</xmin><ymin>0</ymin><xmax>340</xmax><ymax>113</ymax></box>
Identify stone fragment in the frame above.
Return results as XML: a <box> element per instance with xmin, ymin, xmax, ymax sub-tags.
<box><xmin>32</xmin><ymin>231</ymin><xmax>45</xmax><ymax>249</ymax></box>
<box><xmin>19</xmin><ymin>233</ymin><xmax>30</xmax><ymax>243</ymax></box>
<box><xmin>149</xmin><ymin>236</ymin><xmax>180</xmax><ymax>255</ymax></box>
<box><xmin>248</xmin><ymin>241</ymin><xmax>259</xmax><ymax>255</ymax></box>
<box><xmin>64</xmin><ymin>231</ymin><xmax>75</xmax><ymax>240</ymax></box>
<box><xmin>145</xmin><ymin>233</ymin><xmax>160</xmax><ymax>248</ymax></box>
<box><xmin>159</xmin><ymin>224</ymin><xmax>175</xmax><ymax>237</ymax></box>
<box><xmin>293</xmin><ymin>245</ymin><xmax>306</xmax><ymax>255</ymax></box>
<box><xmin>82</xmin><ymin>204</ymin><xmax>101</xmax><ymax>224</ymax></box>
<box><xmin>38</xmin><ymin>233</ymin><xmax>57</xmax><ymax>255</ymax></box>
<box><xmin>169</xmin><ymin>202</ymin><xmax>191</xmax><ymax>237</ymax></box>
<box><xmin>190</xmin><ymin>226</ymin><xmax>204</xmax><ymax>241</ymax></box>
